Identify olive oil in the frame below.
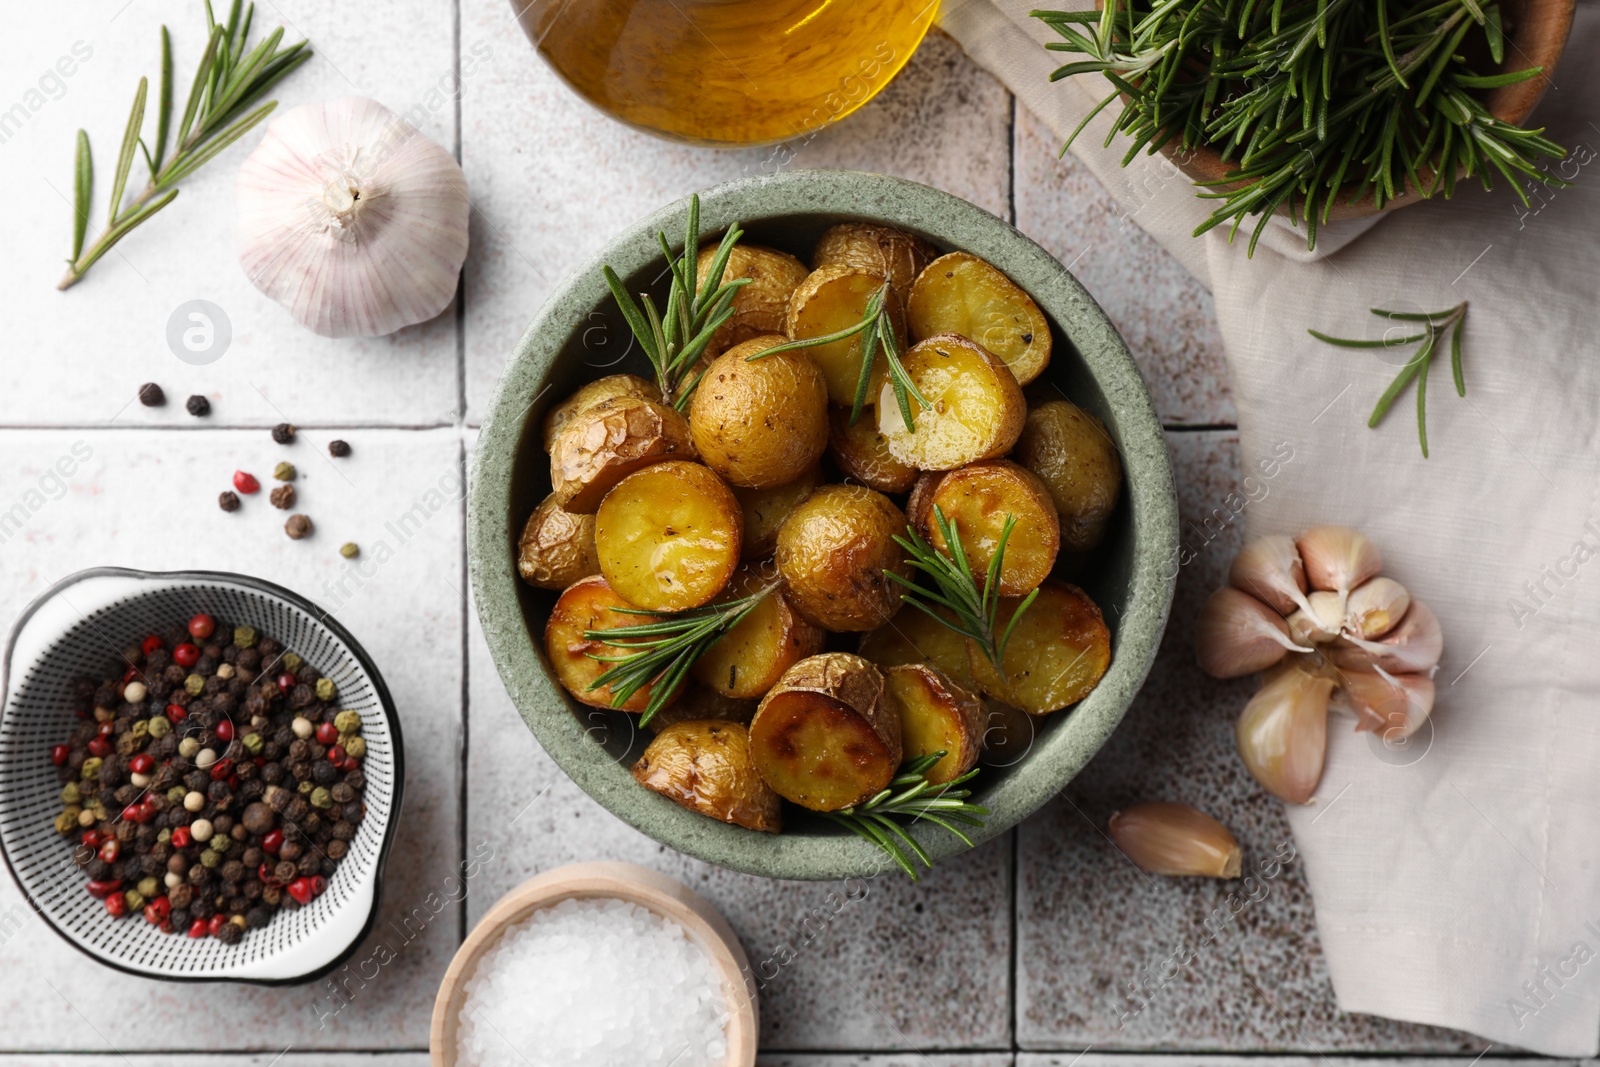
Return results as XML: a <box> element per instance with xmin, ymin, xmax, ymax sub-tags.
<box><xmin>515</xmin><ymin>0</ymin><xmax>938</xmax><ymax>146</ymax></box>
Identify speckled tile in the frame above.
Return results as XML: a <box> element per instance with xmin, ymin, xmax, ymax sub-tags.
<box><xmin>0</xmin><ymin>0</ymin><xmax>461</xmax><ymax>428</ymax></box>
<box><xmin>1012</xmin><ymin>108</ymin><xmax>1233</xmax><ymax>428</ymax></box>
<box><xmin>761</xmin><ymin>1057</ymin><xmax>1013</xmax><ymax>1066</ymax></box>
<box><xmin>1</xmin><ymin>1058</ymin><xmax>427</xmax><ymax>1066</ymax></box>
<box><xmin>1017</xmin><ymin>1059</ymin><xmax>1522</xmax><ymax>1066</ymax></box>
<box><xmin>465</xmin><ymin>600</ymin><xmax>1013</xmax><ymax>1052</ymax></box>
<box><xmin>1013</xmin><ymin>430</ymin><xmax>1478</xmax><ymax>1053</ymax></box>
<box><xmin>459</xmin><ymin>13</ymin><xmax>1013</xmax><ymax>423</ymax></box>
<box><xmin>0</xmin><ymin>429</ymin><xmax>465</xmax><ymax>1051</ymax></box>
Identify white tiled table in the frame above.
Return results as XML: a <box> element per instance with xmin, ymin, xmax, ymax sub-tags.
<box><xmin>0</xmin><ymin>1</ymin><xmax>1491</xmax><ymax>1062</ymax></box>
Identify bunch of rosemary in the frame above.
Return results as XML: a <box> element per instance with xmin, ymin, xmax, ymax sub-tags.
<box><xmin>1033</xmin><ymin>0</ymin><xmax>1567</xmax><ymax>252</ymax></box>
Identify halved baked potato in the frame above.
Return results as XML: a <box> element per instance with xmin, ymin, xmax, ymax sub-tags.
<box><xmin>884</xmin><ymin>663</ymin><xmax>984</xmax><ymax>785</ymax></box>
<box><xmin>967</xmin><ymin>581</ymin><xmax>1112</xmax><ymax>715</ymax></box>
<box><xmin>828</xmin><ymin>405</ymin><xmax>917</xmax><ymax>494</ymax></box>
<box><xmin>594</xmin><ymin>460</ymin><xmax>742</xmax><ymax>611</ymax></box>
<box><xmin>544</xmin><ymin>575</ymin><xmax>682</xmax><ymax>713</ymax></box>
<box><xmin>748</xmin><ymin>653</ymin><xmax>900</xmax><ymax>811</ymax></box>
<box><xmin>517</xmin><ymin>493</ymin><xmax>600</xmax><ymax>590</ymax></box>
<box><xmin>550</xmin><ymin>395</ymin><xmax>696</xmax><ymax>513</ymax></box>
<box><xmin>775</xmin><ymin>484</ymin><xmax>911</xmax><ymax>632</ymax></box>
<box><xmin>784</xmin><ymin>265</ymin><xmax>906</xmax><ymax>406</ymax></box>
<box><xmin>908</xmin><ymin>251</ymin><xmax>1051</xmax><ymax>386</ymax></box>
<box><xmin>811</xmin><ymin>222</ymin><xmax>938</xmax><ymax>294</ymax></box>
<box><xmin>1015</xmin><ymin>399</ymin><xmax>1123</xmax><ymax>552</ymax></box>
<box><xmin>879</xmin><ymin>333</ymin><xmax>1026</xmax><ymax>471</ymax></box>
<box><xmin>697</xmin><ymin>244</ymin><xmax>809</xmax><ymax>354</ymax></box>
<box><xmin>688</xmin><ymin>337</ymin><xmax>829</xmax><ymax>489</ymax></box>
<box><xmin>858</xmin><ymin>605</ymin><xmax>976</xmax><ymax>689</ymax></box>
<box><xmin>691</xmin><ymin>567</ymin><xmax>825</xmax><ymax>699</ymax></box>
<box><xmin>917</xmin><ymin>460</ymin><xmax>1061</xmax><ymax>596</ymax></box>
<box><xmin>633</xmin><ymin>720</ymin><xmax>782</xmax><ymax>833</ymax></box>
<box><xmin>732</xmin><ymin>465</ymin><xmax>823</xmax><ymax>560</ymax></box>
<box><xmin>541</xmin><ymin>373</ymin><xmax>661</xmax><ymax>452</ymax></box>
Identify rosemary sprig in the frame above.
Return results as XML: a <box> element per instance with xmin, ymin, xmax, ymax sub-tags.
<box><xmin>59</xmin><ymin>1</ymin><xmax>311</xmax><ymax>289</ymax></box>
<box><xmin>1308</xmin><ymin>302</ymin><xmax>1467</xmax><ymax>458</ymax></box>
<box><xmin>583</xmin><ymin>583</ymin><xmax>777</xmax><ymax>725</ymax></box>
<box><xmin>603</xmin><ymin>194</ymin><xmax>753</xmax><ymax>411</ymax></box>
<box><xmin>744</xmin><ymin>281</ymin><xmax>931</xmax><ymax>430</ymax></box>
<box><xmin>823</xmin><ymin>752</ymin><xmax>989</xmax><ymax>881</ymax></box>
<box><xmin>889</xmin><ymin>506</ymin><xmax>1039</xmax><ymax>673</ymax></box>
<box><xmin>1032</xmin><ymin>0</ymin><xmax>1566</xmax><ymax>254</ymax></box>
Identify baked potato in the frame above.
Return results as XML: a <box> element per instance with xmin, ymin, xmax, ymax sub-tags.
<box><xmin>907</xmin><ymin>252</ymin><xmax>1051</xmax><ymax>386</ymax></box>
<box><xmin>697</xmin><ymin>243</ymin><xmax>809</xmax><ymax>354</ymax></box>
<box><xmin>917</xmin><ymin>460</ymin><xmax>1061</xmax><ymax>596</ymax></box>
<box><xmin>858</xmin><ymin>605</ymin><xmax>976</xmax><ymax>689</ymax></box>
<box><xmin>967</xmin><ymin>581</ymin><xmax>1112</xmax><ymax>715</ymax></box>
<box><xmin>550</xmin><ymin>395</ymin><xmax>696</xmax><ymax>513</ymax></box>
<box><xmin>775</xmin><ymin>484</ymin><xmax>911</xmax><ymax>632</ymax></box>
<box><xmin>594</xmin><ymin>460</ymin><xmax>742</xmax><ymax>611</ymax></box>
<box><xmin>748</xmin><ymin>653</ymin><xmax>901</xmax><ymax>811</ymax></box>
<box><xmin>784</xmin><ymin>265</ymin><xmax>907</xmax><ymax>406</ymax></box>
<box><xmin>691</xmin><ymin>567</ymin><xmax>825</xmax><ymax>699</ymax></box>
<box><xmin>879</xmin><ymin>333</ymin><xmax>1026</xmax><ymax>471</ymax></box>
<box><xmin>544</xmin><ymin>575</ymin><xmax>682</xmax><ymax>713</ymax></box>
<box><xmin>812</xmin><ymin>222</ymin><xmax>939</xmax><ymax>295</ymax></box>
<box><xmin>688</xmin><ymin>337</ymin><xmax>829</xmax><ymax>489</ymax></box>
<box><xmin>517</xmin><ymin>493</ymin><xmax>600</xmax><ymax>590</ymax></box>
<box><xmin>1015</xmin><ymin>399</ymin><xmax>1123</xmax><ymax>552</ymax></box>
<box><xmin>632</xmin><ymin>720</ymin><xmax>782</xmax><ymax>833</ymax></box>
<box><xmin>647</xmin><ymin>685</ymin><xmax>758</xmax><ymax>734</ymax></box>
<box><xmin>732</xmin><ymin>465</ymin><xmax>822</xmax><ymax>560</ymax></box>
<box><xmin>828</xmin><ymin>405</ymin><xmax>917</xmax><ymax>494</ymax></box>
<box><xmin>884</xmin><ymin>663</ymin><xmax>984</xmax><ymax>784</ymax></box>
<box><xmin>541</xmin><ymin>373</ymin><xmax>660</xmax><ymax>452</ymax></box>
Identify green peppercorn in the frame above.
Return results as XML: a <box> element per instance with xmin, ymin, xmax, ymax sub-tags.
<box><xmin>210</xmin><ymin>835</ymin><xmax>230</xmax><ymax>853</ymax></box>
<box><xmin>234</xmin><ymin>625</ymin><xmax>257</xmax><ymax>649</ymax></box>
<box><xmin>167</xmin><ymin>786</ymin><xmax>186</xmax><ymax>803</ymax></box>
<box><xmin>242</xmin><ymin>732</ymin><xmax>265</xmax><ymax>756</ymax></box>
<box><xmin>60</xmin><ymin>782</ymin><xmax>82</xmax><ymax>806</ymax></box>
<box><xmin>90</xmin><ymin>804</ymin><xmax>109</xmax><ymax>822</ymax></box>
<box><xmin>340</xmin><ymin>542</ymin><xmax>360</xmax><ymax>559</ymax></box>
<box><xmin>147</xmin><ymin>716</ymin><xmax>171</xmax><ymax>740</ymax></box>
<box><xmin>124</xmin><ymin>889</ymin><xmax>146</xmax><ymax>911</ymax></box>
<box><xmin>310</xmin><ymin>787</ymin><xmax>334</xmax><ymax>810</ymax></box>
<box><xmin>54</xmin><ymin>810</ymin><xmax>79</xmax><ymax>834</ymax></box>
<box><xmin>132</xmin><ymin>719</ymin><xmax>150</xmax><ymax>740</ymax></box>
<box><xmin>315</xmin><ymin>678</ymin><xmax>336</xmax><ymax>701</ymax></box>
<box><xmin>274</xmin><ymin>461</ymin><xmax>296</xmax><ymax>482</ymax></box>
<box><xmin>342</xmin><ymin>735</ymin><xmax>367</xmax><ymax>760</ymax></box>
<box><xmin>201</xmin><ymin>850</ymin><xmax>221</xmax><ymax>869</ymax></box>
<box><xmin>185</xmin><ymin>673</ymin><xmax>205</xmax><ymax>695</ymax></box>
<box><xmin>298</xmin><ymin>779</ymin><xmax>315</xmax><ymax>795</ymax></box>
<box><xmin>158</xmin><ymin>828</ymin><xmax>171</xmax><ymax>844</ymax></box>
<box><xmin>80</xmin><ymin>757</ymin><xmax>102</xmax><ymax>781</ymax></box>
<box><xmin>282</xmin><ymin>652</ymin><xmax>303</xmax><ymax>673</ymax></box>
<box><xmin>137</xmin><ymin>876</ymin><xmax>159</xmax><ymax>899</ymax></box>
<box><xmin>334</xmin><ymin>710</ymin><xmax>362</xmax><ymax>735</ymax></box>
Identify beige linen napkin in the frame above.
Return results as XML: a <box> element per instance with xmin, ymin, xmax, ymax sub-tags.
<box><xmin>939</xmin><ymin>0</ymin><xmax>1600</xmax><ymax>1054</ymax></box>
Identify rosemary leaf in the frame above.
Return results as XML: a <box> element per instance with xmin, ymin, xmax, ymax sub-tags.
<box><xmin>71</xmin><ymin>131</ymin><xmax>92</xmax><ymax>263</ymax></box>
<box><xmin>109</xmin><ymin>77</ymin><xmax>148</xmax><ymax>222</ymax></box>
<box><xmin>821</xmin><ymin>751</ymin><xmax>991</xmax><ymax>881</ymax></box>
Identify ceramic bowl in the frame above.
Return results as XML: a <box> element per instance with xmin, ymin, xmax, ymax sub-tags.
<box><xmin>0</xmin><ymin>567</ymin><xmax>404</xmax><ymax>983</ymax></box>
<box><xmin>468</xmin><ymin>169</ymin><xmax>1178</xmax><ymax>880</ymax></box>
<box><xmin>431</xmin><ymin>861</ymin><xmax>757</xmax><ymax>1066</ymax></box>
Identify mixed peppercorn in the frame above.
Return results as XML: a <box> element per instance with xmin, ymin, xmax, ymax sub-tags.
<box><xmin>50</xmin><ymin>613</ymin><xmax>369</xmax><ymax>944</ymax></box>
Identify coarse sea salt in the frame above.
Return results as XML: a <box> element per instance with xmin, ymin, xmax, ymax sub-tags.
<box><xmin>456</xmin><ymin>896</ymin><xmax>730</xmax><ymax>1067</ymax></box>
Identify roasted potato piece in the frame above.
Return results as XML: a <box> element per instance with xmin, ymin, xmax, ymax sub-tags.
<box><xmin>594</xmin><ymin>460</ymin><xmax>742</xmax><ymax>611</ymax></box>
<box><xmin>785</xmin><ymin>266</ymin><xmax>907</xmax><ymax>406</ymax></box>
<box><xmin>884</xmin><ymin>664</ymin><xmax>984</xmax><ymax>785</ymax></box>
<box><xmin>879</xmin><ymin>333</ymin><xmax>1025</xmax><ymax>471</ymax></box>
<box><xmin>858</xmin><ymin>605</ymin><xmax>975</xmax><ymax>689</ymax></box>
<box><xmin>812</xmin><ymin>222</ymin><xmax>938</xmax><ymax>294</ymax></box>
<box><xmin>550</xmin><ymin>395</ymin><xmax>696</xmax><ymax>513</ymax></box>
<box><xmin>647</xmin><ymin>685</ymin><xmax>758</xmax><ymax>734</ymax></box>
<box><xmin>544</xmin><ymin>575</ymin><xmax>682</xmax><ymax>713</ymax></box>
<box><xmin>633</xmin><ymin>721</ymin><xmax>782</xmax><ymax>833</ymax></box>
<box><xmin>732</xmin><ymin>465</ymin><xmax>822</xmax><ymax>560</ymax></box>
<box><xmin>691</xmin><ymin>567</ymin><xmax>825</xmax><ymax>699</ymax></box>
<box><xmin>908</xmin><ymin>251</ymin><xmax>1051</xmax><ymax>386</ymax></box>
<box><xmin>967</xmin><ymin>581</ymin><xmax>1111</xmax><ymax>715</ymax></box>
<box><xmin>748</xmin><ymin>653</ymin><xmax>900</xmax><ymax>811</ymax></box>
<box><xmin>1015</xmin><ymin>399</ymin><xmax>1123</xmax><ymax>552</ymax></box>
<box><xmin>775</xmin><ymin>484</ymin><xmax>911</xmax><ymax>632</ymax></box>
<box><xmin>517</xmin><ymin>493</ymin><xmax>600</xmax><ymax>590</ymax></box>
<box><xmin>918</xmin><ymin>460</ymin><xmax>1061</xmax><ymax>596</ymax></box>
<box><xmin>541</xmin><ymin>373</ymin><xmax>660</xmax><ymax>452</ymax></box>
<box><xmin>697</xmin><ymin>243</ymin><xmax>809</xmax><ymax>354</ymax></box>
<box><xmin>688</xmin><ymin>337</ymin><xmax>829</xmax><ymax>489</ymax></box>
<box><xmin>828</xmin><ymin>406</ymin><xmax>917</xmax><ymax>494</ymax></box>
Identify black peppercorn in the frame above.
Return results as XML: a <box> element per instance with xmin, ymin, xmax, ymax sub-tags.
<box><xmin>327</xmin><ymin>439</ymin><xmax>350</xmax><ymax>457</ymax></box>
<box><xmin>185</xmin><ymin>394</ymin><xmax>210</xmax><ymax>417</ymax></box>
<box><xmin>331</xmin><ymin>820</ymin><xmax>355</xmax><ymax>842</ymax></box>
<box><xmin>247</xmin><ymin>905</ymin><xmax>271</xmax><ymax>927</ymax></box>
<box><xmin>284</xmin><ymin>514</ymin><xmax>313</xmax><ymax>540</ymax></box>
<box><xmin>169</xmin><ymin>883</ymin><xmax>193</xmax><ymax>909</ymax></box>
<box><xmin>297</xmin><ymin>853</ymin><xmax>320</xmax><ymax>876</ymax></box>
<box><xmin>313</xmin><ymin>761</ymin><xmax>337</xmax><ymax>786</ymax></box>
<box><xmin>326</xmin><ymin>839</ymin><xmax>348</xmax><ymax>860</ymax></box>
<box><xmin>342</xmin><ymin>801</ymin><xmax>365</xmax><ymax>824</ymax></box>
<box><xmin>218</xmin><ymin>491</ymin><xmax>241</xmax><ymax>513</ymax></box>
<box><xmin>269</xmin><ymin>484</ymin><xmax>296</xmax><ymax>510</ymax></box>
<box><xmin>271</xmin><ymin>422</ymin><xmax>297</xmax><ymax>444</ymax></box>
<box><xmin>189</xmin><ymin>864</ymin><xmax>210</xmax><ymax>886</ymax></box>
<box><xmin>215</xmin><ymin>921</ymin><xmax>244</xmax><ymax>945</ymax></box>
<box><xmin>138</xmin><ymin>383</ymin><xmax>166</xmax><ymax>406</ymax></box>
<box><xmin>170</xmin><ymin>908</ymin><xmax>191</xmax><ymax>930</ymax></box>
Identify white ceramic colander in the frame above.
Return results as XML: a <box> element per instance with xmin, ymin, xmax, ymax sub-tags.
<box><xmin>0</xmin><ymin>567</ymin><xmax>403</xmax><ymax>983</ymax></box>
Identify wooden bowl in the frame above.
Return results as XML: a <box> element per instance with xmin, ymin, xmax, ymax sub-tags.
<box><xmin>1158</xmin><ymin>0</ymin><xmax>1576</xmax><ymax>221</ymax></box>
<box><xmin>430</xmin><ymin>861</ymin><xmax>758</xmax><ymax>1067</ymax></box>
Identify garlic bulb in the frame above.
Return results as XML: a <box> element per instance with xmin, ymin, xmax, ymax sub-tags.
<box><xmin>1229</xmin><ymin>535</ymin><xmax>1314</xmax><ymax>616</ymax></box>
<box><xmin>1236</xmin><ymin>665</ymin><xmax>1335</xmax><ymax>805</ymax></box>
<box><xmin>237</xmin><ymin>96</ymin><xmax>471</xmax><ymax>337</ymax></box>
<box><xmin>1296</xmin><ymin>526</ymin><xmax>1382</xmax><ymax>607</ymax></box>
<box><xmin>1338</xmin><ymin>668</ymin><xmax>1435</xmax><ymax>739</ymax></box>
<box><xmin>1195</xmin><ymin>587</ymin><xmax>1310</xmax><ymax>679</ymax></box>
<box><xmin>1109</xmin><ymin>802</ymin><xmax>1242</xmax><ymax>878</ymax></box>
<box><xmin>1344</xmin><ymin>577</ymin><xmax>1410</xmax><ymax>640</ymax></box>
<box><xmin>1333</xmin><ymin>601</ymin><xmax>1444</xmax><ymax>676</ymax></box>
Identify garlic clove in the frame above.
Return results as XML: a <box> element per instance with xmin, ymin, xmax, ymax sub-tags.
<box><xmin>1296</xmin><ymin>526</ymin><xmax>1382</xmax><ymax>605</ymax></box>
<box><xmin>1108</xmin><ymin>802</ymin><xmax>1242</xmax><ymax>878</ymax></box>
<box><xmin>1236</xmin><ymin>665</ymin><xmax>1335</xmax><ymax>804</ymax></box>
<box><xmin>237</xmin><ymin>96</ymin><xmax>472</xmax><ymax>338</ymax></box>
<box><xmin>1331</xmin><ymin>601</ymin><xmax>1443</xmax><ymax>676</ymax></box>
<box><xmin>1344</xmin><ymin>576</ymin><xmax>1410</xmax><ymax>640</ymax></box>
<box><xmin>1286</xmin><ymin>589</ymin><xmax>1346</xmax><ymax>645</ymax></box>
<box><xmin>1229</xmin><ymin>535</ymin><xmax>1314</xmax><ymax>617</ymax></box>
<box><xmin>1338</xmin><ymin>667</ymin><xmax>1436</xmax><ymax>738</ymax></box>
<box><xmin>1195</xmin><ymin>587</ymin><xmax>1311</xmax><ymax>679</ymax></box>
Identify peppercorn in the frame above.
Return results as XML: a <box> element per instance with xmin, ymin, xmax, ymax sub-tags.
<box><xmin>136</xmin><ymin>876</ymin><xmax>159</xmax><ymax>899</ymax></box>
<box><xmin>234</xmin><ymin>626</ymin><xmax>257</xmax><ymax>649</ymax></box>
<box><xmin>272</xmin><ymin>422</ymin><xmax>297</xmax><ymax>444</ymax></box>
<box><xmin>54</xmin><ymin>810</ymin><xmax>78</xmax><ymax>834</ymax></box>
<box><xmin>200</xmin><ymin>850</ymin><xmax>221</xmax><ymax>870</ymax></box>
<box><xmin>333</xmin><ymin>710</ymin><xmax>362</xmax><ymax>735</ymax></box>
<box><xmin>233</xmin><ymin>470</ymin><xmax>260</xmax><ymax>495</ymax></box>
<box><xmin>215</xmin><ymin>920</ymin><xmax>244</xmax><ymax>945</ymax></box>
<box><xmin>147</xmin><ymin>716</ymin><xmax>171</xmax><ymax>740</ymax></box>
<box><xmin>273</xmin><ymin>461</ymin><xmax>296</xmax><ymax>482</ymax></box>
<box><xmin>185</xmin><ymin>674</ymin><xmax>205</xmax><ymax>696</ymax></box>
<box><xmin>138</xmin><ymin>383</ymin><xmax>166</xmax><ymax>406</ymax></box>
<box><xmin>327</xmin><ymin>439</ymin><xmax>350</xmax><ymax>457</ymax></box>
<box><xmin>315</xmin><ymin>678</ymin><xmax>336</xmax><ymax>702</ymax></box>
<box><xmin>336</xmin><ymin>542</ymin><xmax>360</xmax><ymax>560</ymax></box>
<box><xmin>309</xmin><ymin>786</ymin><xmax>334</xmax><ymax>810</ymax></box>
<box><xmin>273</xmin><ymin>860</ymin><xmax>298</xmax><ymax>884</ymax></box>
<box><xmin>222</xmin><ymin>860</ymin><xmax>245</xmax><ymax>883</ymax></box>
<box><xmin>124</xmin><ymin>889</ymin><xmax>146</xmax><ymax>911</ymax></box>
<box><xmin>185</xmin><ymin>395</ymin><xmax>210</xmax><ymax>417</ymax></box>
<box><xmin>285</xmin><ymin>514</ymin><xmax>313</xmax><ymax>540</ymax></box>
<box><xmin>80</xmin><ymin>757</ymin><xmax>102</xmax><ymax>780</ymax></box>
<box><xmin>312</xmin><ymin>761</ymin><xmax>337</xmax><ymax>786</ymax></box>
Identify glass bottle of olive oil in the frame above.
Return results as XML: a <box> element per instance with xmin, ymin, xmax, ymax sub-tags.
<box><xmin>515</xmin><ymin>0</ymin><xmax>938</xmax><ymax>146</ymax></box>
